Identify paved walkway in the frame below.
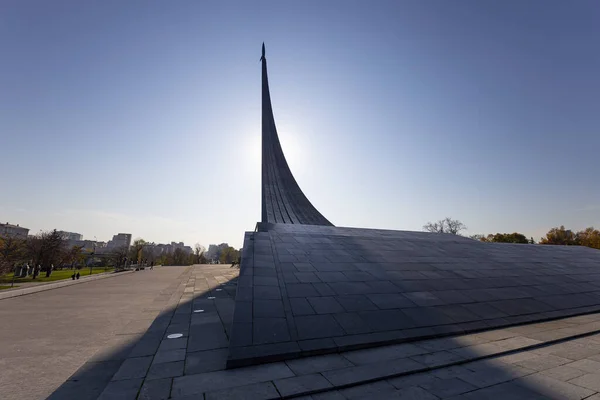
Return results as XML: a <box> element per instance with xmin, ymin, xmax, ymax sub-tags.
<box><xmin>10</xmin><ymin>263</ymin><xmax>600</xmax><ymax>399</ymax></box>
<box><xmin>0</xmin><ymin>266</ymin><xmax>190</xmax><ymax>400</ymax></box>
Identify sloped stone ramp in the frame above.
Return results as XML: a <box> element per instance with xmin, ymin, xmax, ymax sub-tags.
<box><xmin>228</xmin><ymin>223</ymin><xmax>600</xmax><ymax>368</ymax></box>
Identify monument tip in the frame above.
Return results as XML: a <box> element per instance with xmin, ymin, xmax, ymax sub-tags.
<box><xmin>261</xmin><ymin>43</ymin><xmax>265</xmax><ymax>61</ymax></box>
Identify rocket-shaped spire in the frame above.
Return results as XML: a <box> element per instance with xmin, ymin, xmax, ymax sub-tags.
<box><xmin>260</xmin><ymin>43</ymin><xmax>333</xmax><ymax>226</ymax></box>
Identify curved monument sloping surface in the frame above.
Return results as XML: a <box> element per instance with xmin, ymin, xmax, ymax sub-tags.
<box><xmin>228</xmin><ymin>223</ymin><xmax>600</xmax><ymax>367</ymax></box>
<box><xmin>261</xmin><ymin>44</ymin><xmax>333</xmax><ymax>226</ymax></box>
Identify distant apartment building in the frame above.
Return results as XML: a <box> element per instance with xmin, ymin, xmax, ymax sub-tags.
<box><xmin>107</xmin><ymin>233</ymin><xmax>132</xmax><ymax>249</ymax></box>
<box><xmin>0</xmin><ymin>222</ymin><xmax>29</xmax><ymax>238</ymax></box>
<box><xmin>58</xmin><ymin>231</ymin><xmax>83</xmax><ymax>241</ymax></box>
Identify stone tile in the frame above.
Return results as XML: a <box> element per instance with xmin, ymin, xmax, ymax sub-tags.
<box><xmin>204</xmin><ymin>381</ymin><xmax>279</xmax><ymax>400</ymax></box>
<box><xmin>515</xmin><ymin>355</ymin><xmax>572</xmax><ymax>371</ymax></box>
<box><xmin>410</xmin><ymin>350</ymin><xmax>465</xmax><ymax>368</ymax></box>
<box><xmin>295</xmin><ymin>315</ymin><xmax>345</xmax><ymax>340</ymax></box>
<box><xmin>312</xmin><ymin>390</ymin><xmax>347</xmax><ymax>399</ymax></box>
<box><xmin>366</xmin><ymin>293</ymin><xmax>417</xmax><ymax>309</ymax></box>
<box><xmin>287</xmin><ymin>284</ymin><xmax>320</xmax><ymax>298</ymax></box>
<box><xmin>153</xmin><ymin>349</ymin><xmax>186</xmax><ymax>365</ymax></box>
<box><xmin>336</xmin><ymin>295</ymin><xmax>378</xmax><ymax>311</ymax></box>
<box><xmin>569</xmin><ymin>373</ymin><xmax>600</xmax><ymax>391</ymax></box>
<box><xmin>158</xmin><ymin>337</ymin><xmax>187</xmax><ymax>352</ymax></box>
<box><xmin>313</xmin><ymin>283</ymin><xmax>336</xmax><ymax>296</ymax></box>
<box><xmin>322</xmin><ymin>357</ymin><xmax>425</xmax><ymax>386</ymax></box>
<box><xmin>333</xmin><ymin>312</ymin><xmax>372</xmax><ymax>334</ymax></box>
<box><xmin>540</xmin><ymin>365</ymin><xmax>587</xmax><ymax>381</ymax></box>
<box><xmin>339</xmin><ymin>380</ymin><xmax>397</xmax><ymax>399</ymax></box>
<box><xmin>171</xmin><ymin>362</ymin><xmax>294</xmax><ymax>397</ymax></box>
<box><xmin>138</xmin><ymin>378</ymin><xmax>172</xmax><ymax>400</ymax></box>
<box><xmin>229</xmin><ymin>322</ymin><xmax>252</xmax><ymax>347</ymax></box>
<box><xmin>253</xmin><ymin>318</ymin><xmax>291</xmax><ymax>344</ymax></box>
<box><xmin>458</xmin><ymin>363</ymin><xmax>535</xmax><ymax>389</ymax></box>
<box><xmin>290</xmin><ymin>298</ymin><xmax>316</xmax><ymax>315</ymax></box>
<box><xmin>185</xmin><ymin>348</ymin><xmax>229</xmax><ymax>374</ymax></box>
<box><xmin>388</xmin><ymin>372</ymin><xmax>440</xmax><ymax>389</ymax></box>
<box><xmin>274</xmin><ymin>373</ymin><xmax>332</xmax><ymax>397</ymax></box>
<box><xmin>565</xmin><ymin>358</ymin><xmax>600</xmax><ymax>373</ymax></box>
<box><xmin>433</xmin><ymin>290</ymin><xmax>476</xmax><ymax>305</ymax></box>
<box><xmin>343</xmin><ymin>343</ymin><xmax>429</xmax><ymax>365</ymax></box>
<box><xmin>307</xmin><ymin>297</ymin><xmax>345</xmax><ymax>314</ymax></box>
<box><xmin>253</xmin><ymin>299</ymin><xmax>285</xmax><ymax>318</ymax></box>
<box><xmin>514</xmin><ymin>373</ymin><xmax>595</xmax><ymax>399</ymax></box>
<box><xmin>253</xmin><ymin>286</ymin><xmax>282</xmax><ymax>300</ymax></box>
<box><xmin>394</xmin><ymin>386</ymin><xmax>440</xmax><ymax>400</ymax></box>
<box><xmin>420</xmin><ymin>377</ymin><xmax>478</xmax><ymax>398</ymax></box>
<box><xmin>187</xmin><ymin>324</ymin><xmax>229</xmax><ymax>352</ymax></box>
<box><xmin>403</xmin><ymin>291</ymin><xmax>445</xmax><ymax>307</ymax></box>
<box><xmin>147</xmin><ymin>361</ymin><xmax>184</xmax><ymax>380</ymax></box>
<box><xmin>253</xmin><ymin>276</ymin><xmax>279</xmax><ymax>286</ymax></box>
<box><xmin>358</xmin><ymin>309</ymin><xmax>416</xmax><ymax>331</ymax></box>
<box><xmin>97</xmin><ymin>378</ymin><xmax>144</xmax><ymax>400</ymax></box>
<box><xmin>457</xmin><ymin>381</ymin><xmax>548</xmax><ymax>400</ymax></box>
<box><xmin>462</xmin><ymin>303</ymin><xmax>508</xmax><ymax>319</ymax></box>
<box><xmin>295</xmin><ymin>272</ymin><xmax>322</xmax><ymax>283</ymax></box>
<box><xmin>402</xmin><ymin>307</ymin><xmax>456</xmax><ymax>327</ymax></box>
<box><xmin>112</xmin><ymin>356</ymin><xmax>153</xmax><ymax>381</ymax></box>
<box><xmin>285</xmin><ymin>354</ymin><xmax>354</xmax><ymax>375</ymax></box>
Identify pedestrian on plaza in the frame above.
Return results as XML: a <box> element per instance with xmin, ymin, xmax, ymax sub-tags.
<box><xmin>150</xmin><ymin>261</ymin><xmax>154</xmax><ymax>270</ymax></box>
<box><xmin>76</xmin><ymin>272</ymin><xmax>80</xmax><ymax>280</ymax></box>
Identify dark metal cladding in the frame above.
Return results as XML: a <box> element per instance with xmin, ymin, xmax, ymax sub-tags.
<box><xmin>261</xmin><ymin>44</ymin><xmax>333</xmax><ymax>226</ymax></box>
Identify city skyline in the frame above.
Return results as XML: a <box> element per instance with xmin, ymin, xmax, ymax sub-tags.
<box><xmin>2</xmin><ymin>1</ymin><xmax>599</xmax><ymax>248</ymax></box>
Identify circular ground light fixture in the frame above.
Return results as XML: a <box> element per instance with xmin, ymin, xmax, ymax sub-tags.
<box><xmin>167</xmin><ymin>333</ymin><xmax>183</xmax><ymax>339</ymax></box>
<box><xmin>193</xmin><ymin>309</ymin><xmax>204</xmax><ymax>313</ymax></box>
<box><xmin>208</xmin><ymin>296</ymin><xmax>216</xmax><ymax>299</ymax></box>
<box><xmin>216</xmin><ymin>289</ymin><xmax>223</xmax><ymax>292</ymax></box>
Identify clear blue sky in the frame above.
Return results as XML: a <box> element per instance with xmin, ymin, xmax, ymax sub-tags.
<box><xmin>1</xmin><ymin>0</ymin><xmax>599</xmax><ymax>248</ymax></box>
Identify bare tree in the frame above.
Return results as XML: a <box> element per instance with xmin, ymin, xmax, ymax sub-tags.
<box><xmin>194</xmin><ymin>243</ymin><xmax>206</xmax><ymax>264</ymax></box>
<box><xmin>423</xmin><ymin>217</ymin><xmax>467</xmax><ymax>235</ymax></box>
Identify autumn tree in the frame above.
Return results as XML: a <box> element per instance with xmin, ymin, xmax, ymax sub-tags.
<box><xmin>540</xmin><ymin>226</ymin><xmax>579</xmax><ymax>246</ymax></box>
<box><xmin>576</xmin><ymin>227</ymin><xmax>600</xmax><ymax>250</ymax></box>
<box><xmin>423</xmin><ymin>218</ymin><xmax>467</xmax><ymax>235</ymax></box>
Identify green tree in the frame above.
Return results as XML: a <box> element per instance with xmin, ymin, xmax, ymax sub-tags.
<box><xmin>540</xmin><ymin>226</ymin><xmax>578</xmax><ymax>246</ymax></box>
<box><xmin>485</xmin><ymin>233</ymin><xmax>529</xmax><ymax>244</ymax></box>
<box><xmin>219</xmin><ymin>246</ymin><xmax>240</xmax><ymax>264</ymax></box>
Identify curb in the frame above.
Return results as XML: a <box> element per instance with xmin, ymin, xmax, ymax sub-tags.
<box><xmin>0</xmin><ymin>270</ymin><xmax>135</xmax><ymax>300</ymax></box>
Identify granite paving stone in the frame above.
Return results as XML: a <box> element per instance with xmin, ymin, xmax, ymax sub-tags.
<box><xmin>274</xmin><ymin>373</ymin><xmax>333</xmax><ymax>397</ymax></box>
<box><xmin>285</xmin><ymin>354</ymin><xmax>354</xmax><ymax>375</ymax></box>
<box><xmin>514</xmin><ymin>373</ymin><xmax>595</xmax><ymax>399</ymax></box>
<box><xmin>137</xmin><ymin>378</ymin><xmax>172</xmax><ymax>400</ymax></box>
<box><xmin>253</xmin><ymin>317</ymin><xmax>291</xmax><ymax>344</ymax></box>
<box><xmin>111</xmin><ymin>356</ymin><xmax>153</xmax><ymax>381</ymax></box>
<box><xmin>307</xmin><ymin>297</ymin><xmax>345</xmax><ymax>314</ymax></box>
<box><xmin>419</xmin><ymin>377</ymin><xmax>478</xmax><ymax>398</ymax></box>
<box><xmin>146</xmin><ymin>360</ymin><xmax>184</xmax><ymax>380</ymax></box>
<box><xmin>204</xmin><ymin>382</ymin><xmax>280</xmax><ymax>400</ymax></box>
<box><xmin>97</xmin><ymin>378</ymin><xmax>144</xmax><ymax>400</ymax></box>
<box><xmin>171</xmin><ymin>363</ymin><xmax>294</xmax><ymax>397</ymax></box>
<box><xmin>295</xmin><ymin>314</ymin><xmax>345</xmax><ymax>340</ymax></box>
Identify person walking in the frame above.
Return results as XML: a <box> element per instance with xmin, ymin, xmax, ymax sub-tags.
<box><xmin>76</xmin><ymin>272</ymin><xmax>80</xmax><ymax>280</ymax></box>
